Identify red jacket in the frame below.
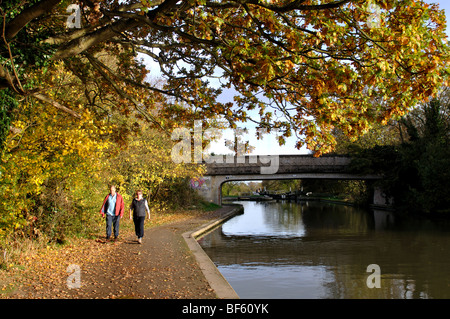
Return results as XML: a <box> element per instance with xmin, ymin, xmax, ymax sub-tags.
<box><xmin>99</xmin><ymin>193</ymin><xmax>125</xmax><ymax>218</ymax></box>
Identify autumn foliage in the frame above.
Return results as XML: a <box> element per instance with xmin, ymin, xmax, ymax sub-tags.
<box><xmin>1</xmin><ymin>0</ymin><xmax>449</xmax><ymax>152</ymax></box>
<box><xmin>0</xmin><ymin>0</ymin><xmax>449</xmax><ymax>239</ymax></box>
<box><xmin>0</xmin><ymin>59</ymin><xmax>203</xmax><ymax>242</ymax></box>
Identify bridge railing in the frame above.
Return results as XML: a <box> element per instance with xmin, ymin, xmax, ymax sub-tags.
<box><xmin>204</xmin><ymin>154</ymin><xmax>352</xmax><ymax>176</ymax></box>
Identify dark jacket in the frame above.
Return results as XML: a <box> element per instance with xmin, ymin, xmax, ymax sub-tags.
<box><xmin>130</xmin><ymin>198</ymin><xmax>149</xmax><ymax>217</ymax></box>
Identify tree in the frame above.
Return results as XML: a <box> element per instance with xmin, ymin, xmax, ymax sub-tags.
<box><xmin>0</xmin><ymin>57</ymin><xmax>205</xmax><ymax>239</ymax></box>
<box><xmin>1</xmin><ymin>0</ymin><xmax>448</xmax><ymax>155</ymax></box>
<box><xmin>332</xmin><ymin>120</ymin><xmax>405</xmax><ymax>155</ymax></box>
<box><xmin>0</xmin><ymin>66</ymin><xmax>111</xmax><ymax>240</ymax></box>
<box><xmin>103</xmin><ymin>119</ymin><xmax>206</xmax><ymax>210</ymax></box>
<box><xmin>261</xmin><ymin>179</ymin><xmax>301</xmax><ymax>193</ymax></box>
<box><xmin>221</xmin><ymin>181</ymin><xmax>262</xmax><ymax>196</ymax></box>
<box><xmin>399</xmin><ymin>94</ymin><xmax>450</xmax><ymax>214</ymax></box>
<box><xmin>349</xmin><ymin>90</ymin><xmax>450</xmax><ymax>215</ymax></box>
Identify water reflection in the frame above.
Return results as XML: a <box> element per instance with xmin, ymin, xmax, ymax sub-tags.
<box><xmin>222</xmin><ymin>201</ymin><xmax>306</xmax><ymax>238</ymax></box>
<box><xmin>198</xmin><ymin>201</ymin><xmax>450</xmax><ymax>299</ymax></box>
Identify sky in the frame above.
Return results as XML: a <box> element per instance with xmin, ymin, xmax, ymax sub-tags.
<box><xmin>426</xmin><ymin>1</ymin><xmax>450</xmax><ymax>38</ymax></box>
<box><xmin>143</xmin><ymin>1</ymin><xmax>450</xmax><ymax>156</ymax></box>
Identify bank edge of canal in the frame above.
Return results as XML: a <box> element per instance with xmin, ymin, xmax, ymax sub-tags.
<box><xmin>183</xmin><ymin>204</ymin><xmax>243</xmax><ymax>299</ymax></box>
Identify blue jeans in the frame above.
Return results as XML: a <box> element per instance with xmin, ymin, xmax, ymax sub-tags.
<box><xmin>106</xmin><ymin>215</ymin><xmax>120</xmax><ymax>239</ymax></box>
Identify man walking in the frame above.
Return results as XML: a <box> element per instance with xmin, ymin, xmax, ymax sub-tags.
<box><xmin>129</xmin><ymin>190</ymin><xmax>150</xmax><ymax>244</ymax></box>
<box><xmin>99</xmin><ymin>185</ymin><xmax>124</xmax><ymax>241</ymax></box>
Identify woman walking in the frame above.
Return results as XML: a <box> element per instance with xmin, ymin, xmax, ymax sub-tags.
<box><xmin>129</xmin><ymin>190</ymin><xmax>150</xmax><ymax>244</ymax></box>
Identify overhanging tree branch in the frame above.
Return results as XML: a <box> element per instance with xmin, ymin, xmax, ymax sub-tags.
<box><xmin>31</xmin><ymin>92</ymin><xmax>82</xmax><ymax>118</ymax></box>
<box><xmin>204</xmin><ymin>0</ymin><xmax>352</xmax><ymax>12</ymax></box>
<box><xmin>4</xmin><ymin>0</ymin><xmax>62</xmax><ymax>40</ymax></box>
<box><xmin>51</xmin><ymin>18</ymin><xmax>140</xmax><ymax>60</ymax></box>
<box><xmin>84</xmin><ymin>53</ymin><xmax>170</xmax><ymax>135</ymax></box>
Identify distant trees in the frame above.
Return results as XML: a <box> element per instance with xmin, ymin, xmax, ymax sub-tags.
<box><xmin>261</xmin><ymin>180</ymin><xmax>301</xmax><ymax>193</ymax></box>
<box><xmin>222</xmin><ymin>181</ymin><xmax>261</xmax><ymax>197</ymax></box>
<box><xmin>221</xmin><ymin>178</ymin><xmax>369</xmax><ymax>205</ymax></box>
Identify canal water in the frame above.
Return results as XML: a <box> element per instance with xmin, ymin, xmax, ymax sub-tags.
<box><xmin>198</xmin><ymin>201</ymin><xmax>450</xmax><ymax>299</ymax></box>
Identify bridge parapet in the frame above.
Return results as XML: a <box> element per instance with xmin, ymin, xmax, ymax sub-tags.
<box><xmin>205</xmin><ymin>154</ymin><xmax>352</xmax><ymax>176</ymax></box>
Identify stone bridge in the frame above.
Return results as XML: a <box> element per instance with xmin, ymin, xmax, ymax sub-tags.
<box><xmin>191</xmin><ymin>155</ymin><xmax>387</xmax><ymax>206</ymax></box>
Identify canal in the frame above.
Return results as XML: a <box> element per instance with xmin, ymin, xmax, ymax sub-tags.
<box><xmin>198</xmin><ymin>201</ymin><xmax>450</xmax><ymax>299</ymax></box>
